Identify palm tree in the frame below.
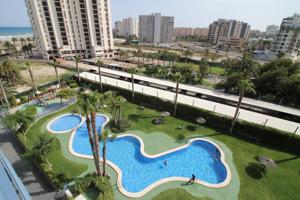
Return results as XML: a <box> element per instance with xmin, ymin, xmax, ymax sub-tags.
<box><xmin>96</xmin><ymin>59</ymin><xmax>104</xmax><ymax>92</ymax></box>
<box><xmin>78</xmin><ymin>93</ymin><xmax>101</xmax><ymax>175</ymax></box>
<box><xmin>199</xmin><ymin>58</ymin><xmax>208</xmax><ymax>80</ymax></box>
<box><xmin>26</xmin><ymin>62</ymin><xmax>38</xmax><ymax>93</ymax></box>
<box><xmin>101</xmin><ymin>130</ymin><xmax>109</xmax><ymax>177</ymax></box>
<box><xmin>0</xmin><ymin>80</ymin><xmax>10</xmax><ymax>108</ymax></box>
<box><xmin>56</xmin><ymin>88</ymin><xmax>75</xmax><ymax>104</ymax></box>
<box><xmin>3</xmin><ymin>110</ymin><xmax>34</xmax><ymax>134</ymax></box>
<box><xmin>20</xmin><ymin>38</ymin><xmax>26</xmax><ymax>46</ymax></box>
<box><xmin>74</xmin><ymin>55</ymin><xmax>81</xmax><ymax>82</ymax></box>
<box><xmin>128</xmin><ymin>68</ymin><xmax>136</xmax><ymax>101</ymax></box>
<box><xmin>162</xmin><ymin>49</ymin><xmax>168</xmax><ymax>66</ymax></box>
<box><xmin>89</xmin><ymin>93</ymin><xmax>102</xmax><ymax>176</ymax></box>
<box><xmin>229</xmin><ymin>79</ymin><xmax>255</xmax><ymax>133</ymax></box>
<box><xmin>3</xmin><ymin>41</ymin><xmax>15</xmax><ymax>55</ymax></box>
<box><xmin>26</xmin><ymin>37</ymin><xmax>32</xmax><ymax>44</ymax></box>
<box><xmin>105</xmin><ymin>91</ymin><xmax>127</xmax><ymax>130</ymax></box>
<box><xmin>172</xmin><ymin>72</ymin><xmax>182</xmax><ymax>116</ymax></box>
<box><xmin>11</xmin><ymin>37</ymin><xmax>18</xmax><ymax>47</ymax></box>
<box><xmin>136</xmin><ymin>48</ymin><xmax>143</xmax><ymax>64</ymax></box>
<box><xmin>183</xmin><ymin>50</ymin><xmax>193</xmax><ymax>63</ymax></box>
<box><xmin>0</xmin><ymin>60</ymin><xmax>22</xmax><ymax>86</ymax></box>
<box><xmin>22</xmin><ymin>134</ymin><xmax>55</xmax><ymax>168</ymax></box>
<box><xmin>52</xmin><ymin>59</ymin><xmax>61</xmax><ymax>87</ymax></box>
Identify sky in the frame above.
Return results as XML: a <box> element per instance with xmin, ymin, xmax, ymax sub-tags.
<box><xmin>0</xmin><ymin>0</ymin><xmax>299</xmax><ymax>31</ymax></box>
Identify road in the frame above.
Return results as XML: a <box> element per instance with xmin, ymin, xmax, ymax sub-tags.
<box><xmin>79</xmin><ymin>71</ymin><xmax>300</xmax><ymax>135</ymax></box>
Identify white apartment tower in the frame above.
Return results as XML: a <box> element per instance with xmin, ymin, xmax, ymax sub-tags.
<box><xmin>25</xmin><ymin>0</ymin><xmax>114</xmax><ymax>59</ymax></box>
<box><xmin>139</xmin><ymin>13</ymin><xmax>174</xmax><ymax>45</ymax></box>
<box><xmin>266</xmin><ymin>25</ymin><xmax>279</xmax><ymax>37</ymax></box>
<box><xmin>271</xmin><ymin>13</ymin><xmax>300</xmax><ymax>61</ymax></box>
<box><xmin>114</xmin><ymin>17</ymin><xmax>139</xmax><ymax>38</ymax></box>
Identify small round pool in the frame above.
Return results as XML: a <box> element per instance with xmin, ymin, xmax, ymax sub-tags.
<box><xmin>47</xmin><ymin>114</ymin><xmax>83</xmax><ymax>133</ymax></box>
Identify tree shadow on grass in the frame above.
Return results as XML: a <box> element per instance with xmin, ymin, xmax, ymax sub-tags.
<box><xmin>186</xmin><ymin>125</ymin><xmax>197</xmax><ymax>132</ymax></box>
<box><xmin>245</xmin><ymin>162</ymin><xmax>266</xmax><ymax>180</ymax></box>
<box><xmin>128</xmin><ymin>114</ymin><xmax>160</xmax><ymax>122</ymax></box>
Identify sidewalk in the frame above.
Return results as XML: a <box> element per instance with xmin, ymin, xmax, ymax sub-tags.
<box><xmin>0</xmin><ymin>127</ymin><xmax>56</xmax><ymax>200</ymax></box>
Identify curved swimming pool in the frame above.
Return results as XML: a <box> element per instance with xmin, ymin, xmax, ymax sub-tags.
<box><xmin>48</xmin><ymin>114</ymin><xmax>83</xmax><ymax>133</ymax></box>
<box><xmin>70</xmin><ymin>115</ymin><xmax>230</xmax><ymax>196</ymax></box>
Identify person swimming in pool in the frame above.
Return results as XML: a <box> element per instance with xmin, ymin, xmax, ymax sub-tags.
<box><xmin>164</xmin><ymin>160</ymin><xmax>167</xmax><ymax>166</ymax></box>
<box><xmin>186</xmin><ymin>174</ymin><xmax>196</xmax><ymax>184</ymax></box>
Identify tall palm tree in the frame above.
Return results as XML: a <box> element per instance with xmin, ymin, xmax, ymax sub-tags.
<box><xmin>162</xmin><ymin>49</ymin><xmax>168</xmax><ymax>66</ymax></box>
<box><xmin>0</xmin><ymin>60</ymin><xmax>22</xmax><ymax>86</ymax></box>
<box><xmin>20</xmin><ymin>38</ymin><xmax>26</xmax><ymax>46</ymax></box>
<box><xmin>172</xmin><ymin>72</ymin><xmax>182</xmax><ymax>116</ymax></box>
<box><xmin>96</xmin><ymin>59</ymin><xmax>104</xmax><ymax>92</ymax></box>
<box><xmin>89</xmin><ymin>93</ymin><xmax>102</xmax><ymax>176</ymax></box>
<box><xmin>101</xmin><ymin>130</ymin><xmax>109</xmax><ymax>177</ymax></box>
<box><xmin>74</xmin><ymin>55</ymin><xmax>81</xmax><ymax>82</ymax></box>
<box><xmin>229</xmin><ymin>79</ymin><xmax>255</xmax><ymax>133</ymax></box>
<box><xmin>26</xmin><ymin>62</ymin><xmax>38</xmax><ymax>93</ymax></box>
<box><xmin>78</xmin><ymin>93</ymin><xmax>101</xmax><ymax>175</ymax></box>
<box><xmin>11</xmin><ymin>37</ymin><xmax>18</xmax><ymax>47</ymax></box>
<box><xmin>137</xmin><ymin>48</ymin><xmax>143</xmax><ymax>64</ymax></box>
<box><xmin>52</xmin><ymin>59</ymin><xmax>61</xmax><ymax>87</ymax></box>
<box><xmin>183</xmin><ymin>50</ymin><xmax>193</xmax><ymax>63</ymax></box>
<box><xmin>128</xmin><ymin>68</ymin><xmax>136</xmax><ymax>101</ymax></box>
<box><xmin>0</xmin><ymin>80</ymin><xmax>10</xmax><ymax>108</ymax></box>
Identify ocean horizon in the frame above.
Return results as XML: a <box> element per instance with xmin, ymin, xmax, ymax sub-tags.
<box><xmin>0</xmin><ymin>27</ymin><xmax>33</xmax><ymax>40</ymax></box>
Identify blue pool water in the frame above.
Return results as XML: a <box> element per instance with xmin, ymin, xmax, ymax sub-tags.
<box><xmin>49</xmin><ymin>115</ymin><xmax>82</xmax><ymax>132</ymax></box>
<box><xmin>72</xmin><ymin>115</ymin><xmax>228</xmax><ymax>193</ymax></box>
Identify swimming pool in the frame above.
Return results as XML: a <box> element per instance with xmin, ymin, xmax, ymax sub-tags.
<box><xmin>69</xmin><ymin>114</ymin><xmax>231</xmax><ymax>197</ymax></box>
<box><xmin>47</xmin><ymin>114</ymin><xmax>83</xmax><ymax>133</ymax></box>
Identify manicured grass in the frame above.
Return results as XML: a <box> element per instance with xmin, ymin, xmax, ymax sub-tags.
<box><xmin>100</xmin><ymin>101</ymin><xmax>300</xmax><ymax>200</ymax></box>
<box><xmin>25</xmin><ymin>98</ymin><xmax>300</xmax><ymax>200</ymax></box>
<box><xmin>175</xmin><ymin>62</ymin><xmax>225</xmax><ymax>75</ymax></box>
<box><xmin>25</xmin><ymin>104</ymin><xmax>87</xmax><ymax>180</ymax></box>
<box><xmin>152</xmin><ymin>189</ymin><xmax>212</xmax><ymax>200</ymax></box>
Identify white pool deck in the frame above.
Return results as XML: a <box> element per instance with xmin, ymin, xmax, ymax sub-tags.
<box><xmin>79</xmin><ymin>71</ymin><xmax>300</xmax><ymax>135</ymax></box>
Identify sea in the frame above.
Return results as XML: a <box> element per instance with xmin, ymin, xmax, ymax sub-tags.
<box><xmin>0</xmin><ymin>27</ymin><xmax>33</xmax><ymax>41</ymax></box>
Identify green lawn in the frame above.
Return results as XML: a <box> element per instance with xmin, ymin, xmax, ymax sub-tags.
<box><xmin>25</xmin><ymin>104</ymin><xmax>87</xmax><ymax>180</ymax></box>
<box><xmin>175</xmin><ymin>62</ymin><xmax>225</xmax><ymax>75</ymax></box>
<box><xmin>25</xmin><ymin>99</ymin><xmax>300</xmax><ymax>200</ymax></box>
<box><xmin>101</xmin><ymin>101</ymin><xmax>300</xmax><ymax>200</ymax></box>
<box><xmin>152</xmin><ymin>189</ymin><xmax>212</xmax><ymax>200</ymax></box>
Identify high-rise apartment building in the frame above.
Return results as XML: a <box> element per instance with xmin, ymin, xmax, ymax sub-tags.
<box><xmin>114</xmin><ymin>17</ymin><xmax>138</xmax><ymax>38</ymax></box>
<box><xmin>25</xmin><ymin>0</ymin><xmax>114</xmax><ymax>59</ymax></box>
<box><xmin>208</xmin><ymin>19</ymin><xmax>250</xmax><ymax>49</ymax></box>
<box><xmin>271</xmin><ymin>13</ymin><xmax>300</xmax><ymax>61</ymax></box>
<box><xmin>266</xmin><ymin>25</ymin><xmax>279</xmax><ymax>37</ymax></box>
<box><xmin>173</xmin><ymin>27</ymin><xmax>208</xmax><ymax>38</ymax></box>
<box><xmin>139</xmin><ymin>13</ymin><xmax>174</xmax><ymax>44</ymax></box>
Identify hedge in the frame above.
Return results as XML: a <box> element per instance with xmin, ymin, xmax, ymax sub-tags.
<box><xmin>80</xmin><ymin>78</ymin><xmax>300</xmax><ymax>155</ymax></box>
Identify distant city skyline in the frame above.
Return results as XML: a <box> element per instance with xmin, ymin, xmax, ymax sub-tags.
<box><xmin>0</xmin><ymin>0</ymin><xmax>299</xmax><ymax>31</ymax></box>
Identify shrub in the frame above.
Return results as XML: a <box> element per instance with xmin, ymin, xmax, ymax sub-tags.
<box><xmin>71</xmin><ymin>107</ymin><xmax>81</xmax><ymax>114</ymax></box>
<box><xmin>24</xmin><ymin>105</ymin><xmax>37</xmax><ymax>116</ymax></box>
<box><xmin>20</xmin><ymin>96</ymin><xmax>28</xmax><ymax>104</ymax></box>
<box><xmin>9</xmin><ymin>96</ymin><xmax>17</xmax><ymax>107</ymax></box>
<box><xmin>69</xmin><ymin>83</ymin><xmax>78</xmax><ymax>88</ymax></box>
<box><xmin>73</xmin><ymin>173</ymin><xmax>114</xmax><ymax>200</ymax></box>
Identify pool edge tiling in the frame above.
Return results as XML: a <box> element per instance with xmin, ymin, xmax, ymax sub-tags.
<box><xmin>68</xmin><ymin>116</ymin><xmax>232</xmax><ymax>198</ymax></box>
<box><xmin>47</xmin><ymin>114</ymin><xmax>84</xmax><ymax>134</ymax></box>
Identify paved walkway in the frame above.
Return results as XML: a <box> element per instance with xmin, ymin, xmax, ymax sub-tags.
<box><xmin>0</xmin><ymin>127</ymin><xmax>56</xmax><ymax>200</ymax></box>
<box><xmin>80</xmin><ymin>72</ymin><xmax>300</xmax><ymax>135</ymax></box>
